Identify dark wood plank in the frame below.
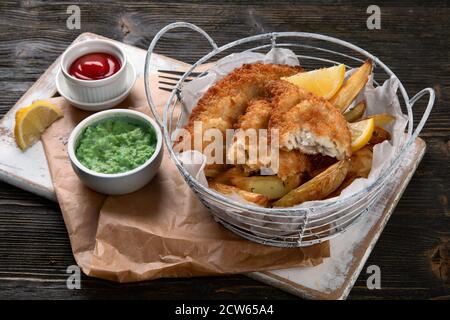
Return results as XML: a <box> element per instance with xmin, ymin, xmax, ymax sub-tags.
<box><xmin>0</xmin><ymin>0</ymin><xmax>449</xmax><ymax>300</ymax></box>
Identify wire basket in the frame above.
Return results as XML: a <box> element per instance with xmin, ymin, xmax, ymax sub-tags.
<box><xmin>144</xmin><ymin>22</ymin><xmax>435</xmax><ymax>248</ymax></box>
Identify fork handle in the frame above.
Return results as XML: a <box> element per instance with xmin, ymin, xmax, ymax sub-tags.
<box><xmin>144</xmin><ymin>22</ymin><xmax>218</xmax><ymax>128</ymax></box>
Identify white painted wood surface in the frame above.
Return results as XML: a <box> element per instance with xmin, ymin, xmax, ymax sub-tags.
<box><xmin>0</xmin><ymin>33</ymin><xmax>426</xmax><ymax>299</ymax></box>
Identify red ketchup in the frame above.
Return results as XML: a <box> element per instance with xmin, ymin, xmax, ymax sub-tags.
<box><xmin>68</xmin><ymin>52</ymin><xmax>121</xmax><ymax>80</ymax></box>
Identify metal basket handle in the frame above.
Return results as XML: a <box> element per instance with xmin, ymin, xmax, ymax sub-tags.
<box><xmin>409</xmin><ymin>87</ymin><xmax>435</xmax><ymax>141</ymax></box>
<box><xmin>144</xmin><ymin>22</ymin><xmax>218</xmax><ymax>128</ymax></box>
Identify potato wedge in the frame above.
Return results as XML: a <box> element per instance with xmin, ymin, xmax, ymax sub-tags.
<box><xmin>344</xmin><ymin>101</ymin><xmax>366</xmax><ymax>122</ymax></box>
<box><xmin>369</xmin><ymin>126</ymin><xmax>391</xmax><ymax>145</ymax></box>
<box><xmin>328</xmin><ymin>147</ymin><xmax>373</xmax><ymax>198</ymax></box>
<box><xmin>330</xmin><ymin>60</ymin><xmax>372</xmax><ymax>113</ymax></box>
<box><xmin>230</xmin><ymin>175</ymin><xmax>301</xmax><ymax>200</ymax></box>
<box><xmin>213</xmin><ymin>166</ymin><xmax>249</xmax><ymax>185</ymax></box>
<box><xmin>209</xmin><ymin>182</ymin><xmax>269</xmax><ymax>207</ymax></box>
<box><xmin>273</xmin><ymin>160</ymin><xmax>350</xmax><ymax>207</ymax></box>
<box><xmin>348</xmin><ymin>146</ymin><xmax>373</xmax><ymax>178</ymax></box>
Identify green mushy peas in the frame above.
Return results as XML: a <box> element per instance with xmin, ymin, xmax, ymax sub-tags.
<box><xmin>76</xmin><ymin>118</ymin><xmax>156</xmax><ymax>174</ymax></box>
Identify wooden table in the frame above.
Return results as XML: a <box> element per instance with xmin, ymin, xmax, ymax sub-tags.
<box><xmin>0</xmin><ymin>1</ymin><xmax>448</xmax><ymax>300</ymax></box>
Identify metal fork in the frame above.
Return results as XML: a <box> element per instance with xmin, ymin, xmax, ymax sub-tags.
<box><xmin>157</xmin><ymin>69</ymin><xmax>202</xmax><ymax>92</ymax></box>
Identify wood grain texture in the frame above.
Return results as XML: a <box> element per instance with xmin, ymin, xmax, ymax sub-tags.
<box><xmin>0</xmin><ymin>0</ymin><xmax>449</xmax><ymax>300</ymax></box>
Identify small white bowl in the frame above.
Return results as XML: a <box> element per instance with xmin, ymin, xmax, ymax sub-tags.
<box><xmin>60</xmin><ymin>39</ymin><xmax>128</xmax><ymax>103</ymax></box>
<box><xmin>56</xmin><ymin>61</ymin><xmax>136</xmax><ymax>111</ymax></box>
<box><xmin>68</xmin><ymin>109</ymin><xmax>163</xmax><ymax>195</ymax></box>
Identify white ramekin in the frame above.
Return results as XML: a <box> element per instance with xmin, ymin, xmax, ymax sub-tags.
<box><xmin>68</xmin><ymin>109</ymin><xmax>163</xmax><ymax>195</ymax></box>
<box><xmin>60</xmin><ymin>39</ymin><xmax>128</xmax><ymax>103</ymax></box>
<box><xmin>56</xmin><ymin>62</ymin><xmax>136</xmax><ymax>112</ymax></box>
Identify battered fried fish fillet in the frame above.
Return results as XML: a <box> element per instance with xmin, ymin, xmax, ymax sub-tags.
<box><xmin>265</xmin><ymin>80</ymin><xmax>312</xmax><ymax>131</ymax></box>
<box><xmin>176</xmin><ymin>63</ymin><xmax>303</xmax><ymax>178</ymax></box>
<box><xmin>177</xmin><ymin>63</ymin><xmax>303</xmax><ymax>151</ymax></box>
<box><xmin>235</xmin><ymin>99</ymin><xmax>272</xmax><ymax>131</ymax></box>
<box><xmin>227</xmin><ymin>98</ymin><xmax>311</xmax><ymax>181</ymax></box>
<box><xmin>277</xmin><ymin>98</ymin><xmax>352</xmax><ymax>159</ymax></box>
<box><xmin>227</xmin><ymin>100</ymin><xmax>272</xmax><ymax>173</ymax></box>
<box><xmin>277</xmin><ymin>150</ymin><xmax>311</xmax><ymax>180</ymax></box>
<box><xmin>266</xmin><ymin>80</ymin><xmax>352</xmax><ymax>160</ymax></box>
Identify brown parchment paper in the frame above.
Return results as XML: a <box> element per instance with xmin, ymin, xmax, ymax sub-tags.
<box><xmin>41</xmin><ymin>77</ymin><xmax>330</xmax><ymax>282</ymax></box>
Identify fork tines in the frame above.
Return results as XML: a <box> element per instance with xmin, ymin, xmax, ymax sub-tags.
<box><xmin>157</xmin><ymin>69</ymin><xmax>202</xmax><ymax>92</ymax></box>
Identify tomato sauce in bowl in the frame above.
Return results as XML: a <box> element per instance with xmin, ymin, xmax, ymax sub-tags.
<box><xmin>69</xmin><ymin>52</ymin><xmax>121</xmax><ymax>81</ymax></box>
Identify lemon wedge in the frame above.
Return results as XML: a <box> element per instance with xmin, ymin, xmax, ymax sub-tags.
<box><xmin>348</xmin><ymin>118</ymin><xmax>375</xmax><ymax>152</ymax></box>
<box><xmin>14</xmin><ymin>100</ymin><xmax>63</xmax><ymax>150</ymax></box>
<box><xmin>283</xmin><ymin>64</ymin><xmax>346</xmax><ymax>99</ymax></box>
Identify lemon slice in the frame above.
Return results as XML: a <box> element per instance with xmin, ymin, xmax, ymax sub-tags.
<box><xmin>283</xmin><ymin>64</ymin><xmax>346</xmax><ymax>99</ymax></box>
<box><xmin>348</xmin><ymin>118</ymin><xmax>375</xmax><ymax>152</ymax></box>
<box><xmin>14</xmin><ymin>100</ymin><xmax>63</xmax><ymax>150</ymax></box>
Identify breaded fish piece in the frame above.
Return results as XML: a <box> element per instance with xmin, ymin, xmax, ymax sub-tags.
<box><xmin>277</xmin><ymin>150</ymin><xmax>311</xmax><ymax>180</ymax></box>
<box><xmin>235</xmin><ymin>99</ymin><xmax>272</xmax><ymax>131</ymax></box>
<box><xmin>227</xmin><ymin>100</ymin><xmax>272</xmax><ymax>173</ymax></box>
<box><xmin>266</xmin><ymin>80</ymin><xmax>312</xmax><ymax>137</ymax></box>
<box><xmin>228</xmin><ymin>99</ymin><xmax>311</xmax><ymax>181</ymax></box>
<box><xmin>177</xmin><ymin>63</ymin><xmax>303</xmax><ymax>151</ymax></box>
<box><xmin>237</xmin><ymin>148</ymin><xmax>311</xmax><ymax>181</ymax></box>
<box><xmin>176</xmin><ymin>64</ymin><xmax>302</xmax><ymax>178</ymax></box>
<box><xmin>276</xmin><ymin>98</ymin><xmax>352</xmax><ymax>159</ymax></box>
<box><xmin>265</xmin><ymin>79</ymin><xmax>350</xmax><ymax>159</ymax></box>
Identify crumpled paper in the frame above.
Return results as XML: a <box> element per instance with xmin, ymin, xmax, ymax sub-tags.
<box><xmin>40</xmin><ymin>76</ymin><xmax>329</xmax><ymax>282</ymax></box>
<box><xmin>177</xmin><ymin>48</ymin><xmax>408</xmax><ymax>211</ymax></box>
